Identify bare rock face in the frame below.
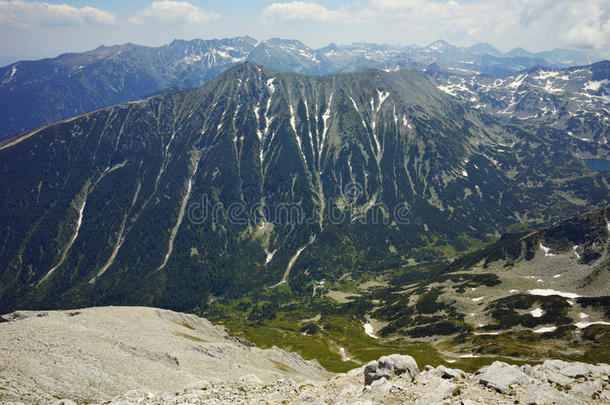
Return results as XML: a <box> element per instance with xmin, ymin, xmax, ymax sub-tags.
<box><xmin>477</xmin><ymin>361</ymin><xmax>531</xmax><ymax>394</ymax></box>
<box><xmin>434</xmin><ymin>364</ymin><xmax>464</xmax><ymax>380</ymax></box>
<box><xmin>0</xmin><ymin>307</ymin><xmax>330</xmax><ymax>404</ymax></box>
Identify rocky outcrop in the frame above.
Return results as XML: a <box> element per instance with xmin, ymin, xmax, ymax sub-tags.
<box><xmin>106</xmin><ymin>356</ymin><xmax>610</xmax><ymax>404</ymax></box>
<box><xmin>476</xmin><ymin>361</ymin><xmax>531</xmax><ymax>394</ymax></box>
<box><xmin>1</xmin><ymin>307</ymin><xmax>609</xmax><ymax>404</ymax></box>
<box><xmin>364</xmin><ymin>354</ymin><xmax>419</xmax><ymax>385</ymax></box>
<box><xmin>100</xmin><ymin>357</ymin><xmax>610</xmax><ymax>404</ymax></box>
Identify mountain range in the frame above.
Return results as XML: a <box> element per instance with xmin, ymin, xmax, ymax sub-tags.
<box><xmin>428</xmin><ymin>61</ymin><xmax>610</xmax><ymax>143</ymax></box>
<box><xmin>0</xmin><ymin>27</ymin><xmax>609</xmax><ymax>387</ymax></box>
<box><xmin>0</xmin><ymin>62</ymin><xmax>608</xmax><ymax>314</ymax></box>
<box><xmin>0</xmin><ymin>36</ymin><xmax>600</xmax><ymax>140</ymax></box>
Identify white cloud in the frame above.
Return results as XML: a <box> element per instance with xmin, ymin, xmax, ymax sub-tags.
<box><xmin>564</xmin><ymin>24</ymin><xmax>610</xmax><ymax>50</ymax></box>
<box><xmin>258</xmin><ymin>0</ymin><xmax>609</xmax><ymax>57</ymax></box>
<box><xmin>0</xmin><ymin>0</ymin><xmax>116</xmax><ymax>27</ymax></box>
<box><xmin>357</xmin><ymin>0</ymin><xmax>609</xmax><ymax>54</ymax></box>
<box><xmin>262</xmin><ymin>1</ymin><xmax>352</xmax><ymax>23</ymax></box>
<box><xmin>130</xmin><ymin>1</ymin><xmax>219</xmax><ymax>25</ymax></box>
<box><xmin>360</xmin><ymin>0</ymin><xmax>517</xmax><ymax>35</ymax></box>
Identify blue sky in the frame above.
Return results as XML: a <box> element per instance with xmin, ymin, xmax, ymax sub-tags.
<box><xmin>0</xmin><ymin>0</ymin><xmax>608</xmax><ymax>66</ymax></box>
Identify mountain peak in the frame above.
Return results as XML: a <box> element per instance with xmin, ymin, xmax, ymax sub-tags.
<box><xmin>1</xmin><ymin>59</ymin><xmax>539</xmax><ymax>312</ymax></box>
<box><xmin>467</xmin><ymin>42</ymin><xmax>502</xmax><ymax>57</ymax></box>
<box><xmin>264</xmin><ymin>38</ymin><xmax>309</xmax><ymax>48</ymax></box>
<box><xmin>505</xmin><ymin>47</ymin><xmax>534</xmax><ymax>58</ymax></box>
<box><xmin>426</xmin><ymin>39</ymin><xmax>451</xmax><ymax>50</ymax></box>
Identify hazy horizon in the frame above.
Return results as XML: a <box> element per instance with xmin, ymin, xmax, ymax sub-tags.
<box><xmin>0</xmin><ymin>0</ymin><xmax>608</xmax><ymax>66</ymax></box>
<box><xmin>2</xmin><ymin>34</ymin><xmax>606</xmax><ymax>68</ymax></box>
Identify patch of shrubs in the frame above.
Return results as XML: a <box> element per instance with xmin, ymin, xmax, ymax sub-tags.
<box><xmin>413</xmin><ymin>314</ymin><xmax>444</xmax><ymax>325</ymax></box>
<box><xmin>300</xmin><ymin>322</ymin><xmax>321</xmax><ymax>335</ymax></box>
<box><xmin>577</xmin><ymin>296</ymin><xmax>610</xmax><ymax>317</ymax></box>
<box><xmin>407</xmin><ymin>320</ymin><xmax>473</xmax><ymax>338</ymax></box>
<box><xmin>582</xmin><ymin>323</ymin><xmax>610</xmax><ymax>342</ymax></box>
<box><xmin>371</xmin><ymin>296</ymin><xmax>414</xmax><ymax>321</ymax></box>
<box><xmin>415</xmin><ymin>287</ymin><xmax>450</xmax><ymax>314</ymax></box>
<box><xmin>485</xmin><ymin>294</ymin><xmax>571</xmax><ymax>330</ymax></box>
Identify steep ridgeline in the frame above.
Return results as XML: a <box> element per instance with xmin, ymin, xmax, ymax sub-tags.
<box><xmin>448</xmin><ymin>205</ymin><xmax>610</xmax><ymax>278</ymax></box>
<box><xmin>0</xmin><ymin>37</ymin><xmax>258</xmax><ymax>139</ymax></box>
<box><xmin>392</xmin><ymin>40</ymin><xmax>590</xmax><ymax>78</ymax></box>
<box><xmin>428</xmin><ymin>61</ymin><xmax>610</xmax><ymax>143</ymax></box>
<box><xmin>0</xmin><ymin>37</ymin><xmax>598</xmax><ymax>139</ymax></box>
<box><xmin>0</xmin><ymin>63</ymin><xmax>608</xmax><ymax>313</ymax></box>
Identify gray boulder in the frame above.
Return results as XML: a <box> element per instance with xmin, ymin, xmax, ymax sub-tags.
<box><xmin>347</xmin><ymin>365</ymin><xmax>365</xmax><ymax>377</ymax></box>
<box><xmin>368</xmin><ymin>377</ymin><xmax>395</xmax><ymax>393</ymax></box>
<box><xmin>543</xmin><ymin>359</ymin><xmax>590</xmax><ymax>379</ymax></box>
<box><xmin>414</xmin><ymin>376</ymin><xmax>456</xmax><ymax>405</ymax></box>
<box><xmin>478</xmin><ymin>361</ymin><xmax>531</xmax><ymax>394</ymax></box>
<box><xmin>521</xmin><ymin>384</ymin><xmax>572</xmax><ymax>405</ymax></box>
<box><xmin>570</xmin><ymin>380</ymin><xmax>603</xmax><ymax>399</ymax></box>
<box><xmin>364</xmin><ymin>354</ymin><xmax>419</xmax><ymax>385</ymax></box>
<box><xmin>434</xmin><ymin>364</ymin><xmax>463</xmax><ymax>380</ymax></box>
<box><xmin>544</xmin><ymin>369</ymin><xmax>574</xmax><ymax>387</ymax></box>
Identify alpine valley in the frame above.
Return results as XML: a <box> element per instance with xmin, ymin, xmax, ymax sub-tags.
<box><xmin>1</xmin><ymin>39</ymin><xmax>610</xmax><ymax>392</ymax></box>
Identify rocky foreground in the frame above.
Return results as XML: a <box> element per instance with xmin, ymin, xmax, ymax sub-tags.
<box><xmin>1</xmin><ymin>307</ymin><xmax>609</xmax><ymax>404</ymax></box>
<box><xmin>107</xmin><ymin>355</ymin><xmax>610</xmax><ymax>404</ymax></box>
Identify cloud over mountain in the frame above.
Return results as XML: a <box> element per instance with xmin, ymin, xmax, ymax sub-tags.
<box><xmin>262</xmin><ymin>1</ymin><xmax>352</xmax><ymax>23</ymax></box>
<box><xmin>0</xmin><ymin>0</ymin><xmax>116</xmax><ymax>27</ymax></box>
<box><xmin>129</xmin><ymin>1</ymin><xmax>219</xmax><ymax>25</ymax></box>
<box><xmin>261</xmin><ymin>0</ymin><xmax>609</xmax><ymax>56</ymax></box>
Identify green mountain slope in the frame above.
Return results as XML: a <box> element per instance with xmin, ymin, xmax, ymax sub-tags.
<box><xmin>0</xmin><ymin>63</ymin><xmax>608</xmax><ymax>313</ymax></box>
<box><xmin>205</xmin><ymin>207</ymin><xmax>610</xmax><ymax>372</ymax></box>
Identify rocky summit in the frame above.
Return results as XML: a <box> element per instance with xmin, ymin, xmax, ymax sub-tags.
<box><xmin>0</xmin><ymin>306</ymin><xmax>608</xmax><ymax>404</ymax></box>
<box><xmin>0</xmin><ymin>306</ymin><xmax>330</xmax><ymax>403</ymax></box>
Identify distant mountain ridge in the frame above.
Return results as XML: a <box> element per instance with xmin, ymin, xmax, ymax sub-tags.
<box><xmin>0</xmin><ymin>36</ymin><xmax>601</xmax><ymax>139</ymax></box>
<box><xmin>427</xmin><ymin>60</ymin><xmax>610</xmax><ymax>143</ymax></box>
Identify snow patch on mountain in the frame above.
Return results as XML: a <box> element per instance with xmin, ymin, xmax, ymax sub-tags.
<box><xmin>584</xmin><ymin>79</ymin><xmax>609</xmax><ymax>92</ymax></box>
